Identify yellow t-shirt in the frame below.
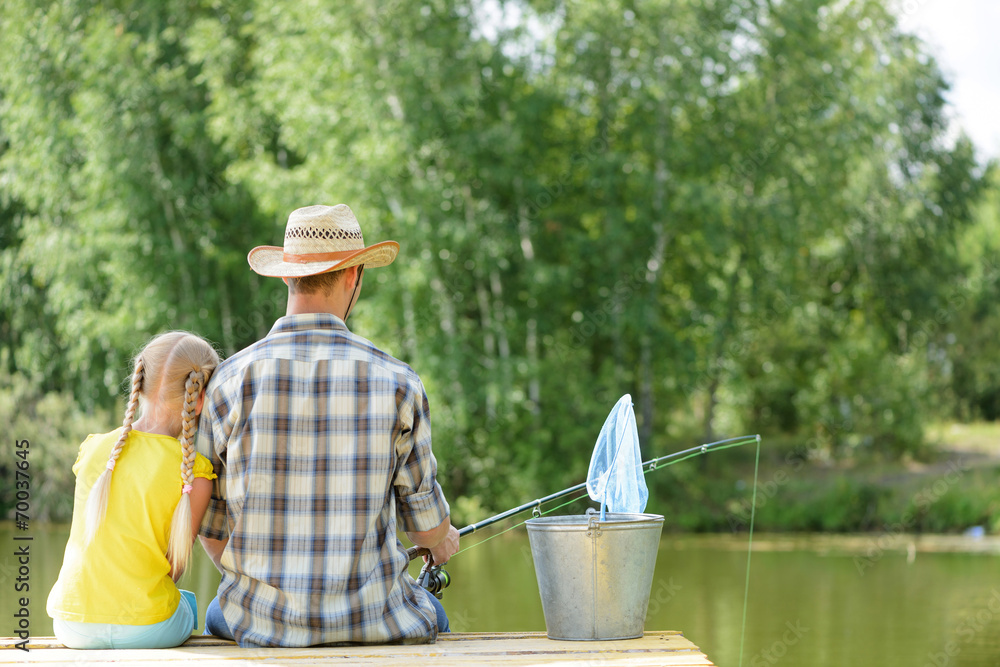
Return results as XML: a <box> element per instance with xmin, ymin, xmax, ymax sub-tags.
<box><xmin>46</xmin><ymin>428</ymin><xmax>216</xmax><ymax>625</ymax></box>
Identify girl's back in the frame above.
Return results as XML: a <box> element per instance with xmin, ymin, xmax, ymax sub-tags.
<box><xmin>45</xmin><ymin>331</ymin><xmax>219</xmax><ymax>649</ymax></box>
<box><xmin>48</xmin><ymin>428</ymin><xmax>215</xmax><ymax>625</ymax></box>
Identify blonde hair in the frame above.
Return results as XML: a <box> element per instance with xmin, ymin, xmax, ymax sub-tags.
<box><xmin>84</xmin><ymin>331</ymin><xmax>220</xmax><ymax>579</ymax></box>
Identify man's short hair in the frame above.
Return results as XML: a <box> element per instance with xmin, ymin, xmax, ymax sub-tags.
<box><xmin>287</xmin><ymin>269</ymin><xmax>347</xmax><ymax>295</ymax></box>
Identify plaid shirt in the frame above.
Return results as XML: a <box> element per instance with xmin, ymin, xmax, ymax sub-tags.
<box><xmin>197</xmin><ymin>313</ymin><xmax>450</xmax><ymax>647</ymax></box>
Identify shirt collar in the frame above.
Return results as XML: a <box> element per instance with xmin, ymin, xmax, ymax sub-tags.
<box><xmin>267</xmin><ymin>312</ymin><xmax>351</xmax><ymax>337</ymax></box>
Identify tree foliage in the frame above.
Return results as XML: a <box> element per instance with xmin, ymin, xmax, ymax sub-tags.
<box><xmin>1</xmin><ymin>0</ymin><xmax>993</xmax><ymax>521</ymax></box>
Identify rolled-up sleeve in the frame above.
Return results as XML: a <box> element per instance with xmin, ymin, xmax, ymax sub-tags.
<box><xmin>394</xmin><ymin>378</ymin><xmax>449</xmax><ymax>533</ymax></box>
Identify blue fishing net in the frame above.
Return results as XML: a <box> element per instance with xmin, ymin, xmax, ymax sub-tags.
<box><xmin>586</xmin><ymin>394</ymin><xmax>648</xmax><ymax>514</ymax></box>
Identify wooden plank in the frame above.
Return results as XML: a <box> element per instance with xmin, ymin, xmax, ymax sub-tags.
<box><xmin>0</xmin><ymin>632</ymin><xmax>715</xmax><ymax>666</ymax></box>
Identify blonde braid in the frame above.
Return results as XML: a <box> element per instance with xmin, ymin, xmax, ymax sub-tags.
<box><xmin>84</xmin><ymin>356</ymin><xmax>144</xmax><ymax>544</ymax></box>
<box><xmin>165</xmin><ymin>369</ymin><xmax>205</xmax><ymax>579</ymax></box>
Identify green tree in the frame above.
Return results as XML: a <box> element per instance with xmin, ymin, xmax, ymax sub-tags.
<box><xmin>0</xmin><ymin>0</ymin><xmax>991</xmax><ymax>523</ymax></box>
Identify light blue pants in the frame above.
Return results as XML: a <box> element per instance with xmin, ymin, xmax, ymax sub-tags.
<box><xmin>53</xmin><ymin>590</ymin><xmax>197</xmax><ymax>649</ymax></box>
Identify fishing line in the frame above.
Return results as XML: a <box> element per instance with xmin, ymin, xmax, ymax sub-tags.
<box><xmin>738</xmin><ymin>435</ymin><xmax>761</xmax><ymax>667</ymax></box>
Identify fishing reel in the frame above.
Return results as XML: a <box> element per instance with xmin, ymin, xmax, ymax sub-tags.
<box><xmin>417</xmin><ymin>560</ymin><xmax>451</xmax><ymax>599</ymax></box>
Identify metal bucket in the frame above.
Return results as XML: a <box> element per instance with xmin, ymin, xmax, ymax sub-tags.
<box><xmin>525</xmin><ymin>512</ymin><xmax>664</xmax><ymax>641</ymax></box>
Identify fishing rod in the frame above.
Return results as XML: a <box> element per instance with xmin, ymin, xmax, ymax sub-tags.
<box><xmin>409</xmin><ymin>434</ymin><xmax>760</xmax><ymax>596</ymax></box>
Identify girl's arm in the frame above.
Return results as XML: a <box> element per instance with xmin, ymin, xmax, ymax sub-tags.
<box><xmin>169</xmin><ymin>478</ymin><xmax>215</xmax><ymax>583</ymax></box>
<box><xmin>190</xmin><ymin>477</ymin><xmax>213</xmax><ymax>542</ymax></box>
<box><xmin>190</xmin><ymin>477</ymin><xmax>228</xmax><ymax>572</ymax></box>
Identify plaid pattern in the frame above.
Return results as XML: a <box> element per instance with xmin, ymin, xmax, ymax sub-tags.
<box><xmin>197</xmin><ymin>313</ymin><xmax>450</xmax><ymax>647</ymax></box>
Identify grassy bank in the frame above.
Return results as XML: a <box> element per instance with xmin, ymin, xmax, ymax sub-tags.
<box><xmin>649</xmin><ymin>423</ymin><xmax>1000</xmax><ymax>534</ymax></box>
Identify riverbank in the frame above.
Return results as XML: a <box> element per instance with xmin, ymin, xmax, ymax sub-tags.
<box><xmin>649</xmin><ymin>422</ymin><xmax>1000</xmax><ymax>534</ymax></box>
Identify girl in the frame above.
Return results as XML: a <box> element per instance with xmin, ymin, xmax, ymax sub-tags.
<box><xmin>47</xmin><ymin>331</ymin><xmax>220</xmax><ymax>649</ymax></box>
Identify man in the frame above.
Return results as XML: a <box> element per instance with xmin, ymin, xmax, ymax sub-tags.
<box><xmin>197</xmin><ymin>204</ymin><xmax>460</xmax><ymax>647</ymax></box>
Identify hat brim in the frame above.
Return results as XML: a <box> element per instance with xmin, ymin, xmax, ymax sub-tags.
<box><xmin>247</xmin><ymin>240</ymin><xmax>399</xmax><ymax>278</ymax></box>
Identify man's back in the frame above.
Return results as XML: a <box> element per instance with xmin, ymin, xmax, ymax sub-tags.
<box><xmin>198</xmin><ymin>312</ymin><xmax>449</xmax><ymax>647</ymax></box>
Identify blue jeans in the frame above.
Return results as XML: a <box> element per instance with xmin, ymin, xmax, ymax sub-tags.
<box><xmin>204</xmin><ymin>595</ymin><xmax>234</xmax><ymax>640</ymax></box>
<box><xmin>204</xmin><ymin>587</ymin><xmax>449</xmax><ymax>640</ymax></box>
<box><xmin>425</xmin><ymin>588</ymin><xmax>451</xmax><ymax>633</ymax></box>
<box><xmin>53</xmin><ymin>589</ymin><xmax>197</xmax><ymax>649</ymax></box>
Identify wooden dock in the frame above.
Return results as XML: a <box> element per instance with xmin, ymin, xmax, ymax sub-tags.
<box><xmin>1</xmin><ymin>632</ymin><xmax>714</xmax><ymax>665</ymax></box>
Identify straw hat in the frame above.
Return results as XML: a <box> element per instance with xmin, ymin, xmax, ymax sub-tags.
<box><xmin>247</xmin><ymin>204</ymin><xmax>399</xmax><ymax>278</ymax></box>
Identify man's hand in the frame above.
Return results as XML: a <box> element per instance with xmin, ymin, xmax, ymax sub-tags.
<box><xmin>406</xmin><ymin>517</ymin><xmax>460</xmax><ymax>565</ymax></box>
<box><xmin>428</xmin><ymin>525</ymin><xmax>460</xmax><ymax>565</ymax></box>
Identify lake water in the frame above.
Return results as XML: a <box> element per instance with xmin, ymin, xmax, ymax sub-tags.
<box><xmin>5</xmin><ymin>522</ymin><xmax>1000</xmax><ymax>666</ymax></box>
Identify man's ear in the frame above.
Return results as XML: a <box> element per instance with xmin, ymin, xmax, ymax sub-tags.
<box><xmin>282</xmin><ymin>277</ymin><xmax>289</xmax><ymax>286</ymax></box>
